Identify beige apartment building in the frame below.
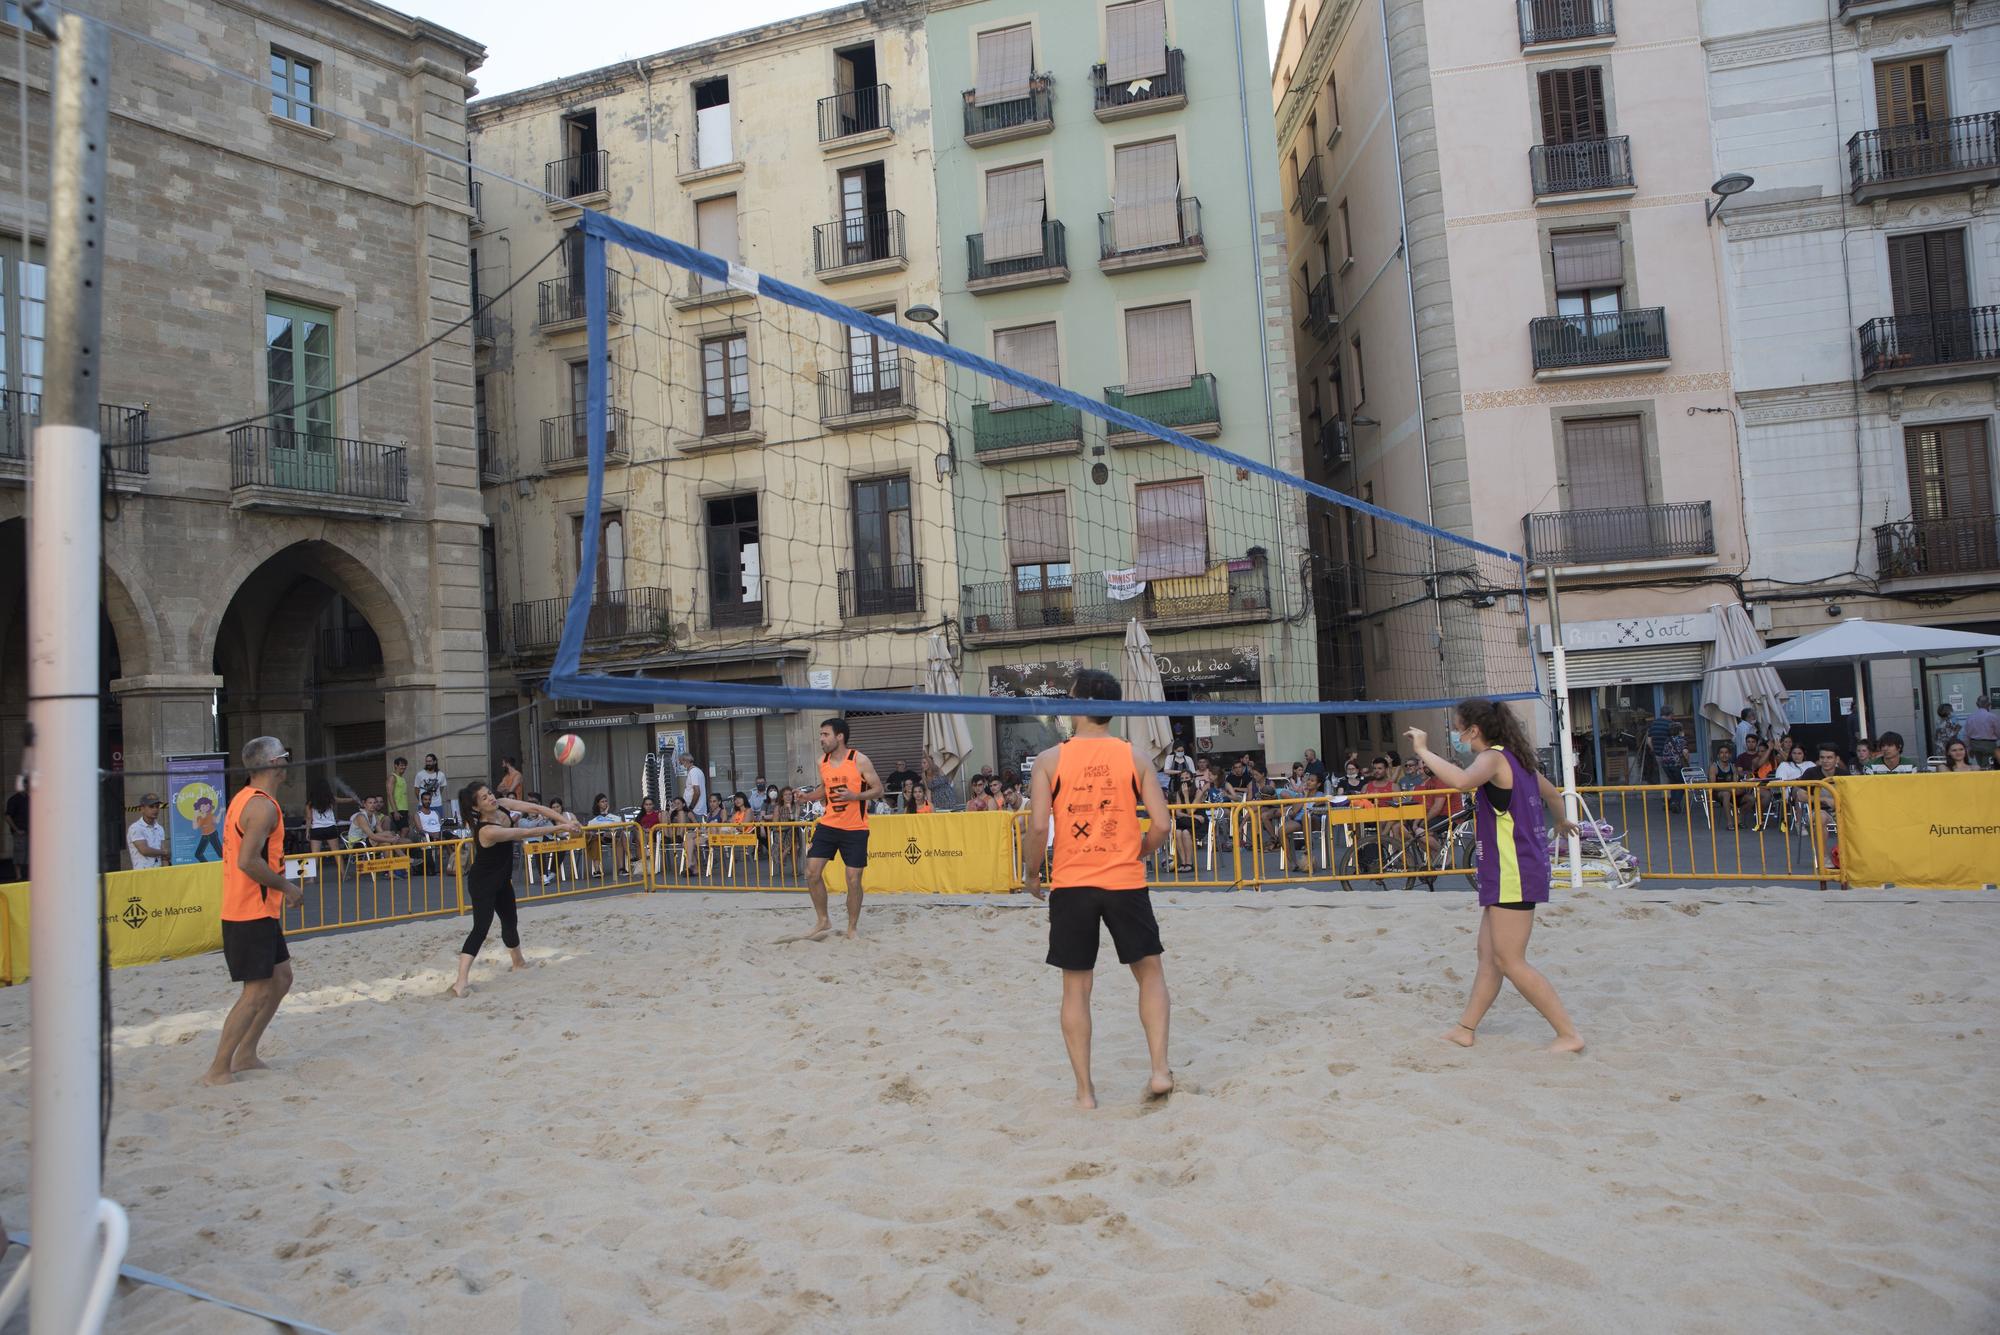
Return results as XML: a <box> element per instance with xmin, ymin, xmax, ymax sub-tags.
<box><xmin>1274</xmin><ymin>0</ymin><xmax>1751</xmax><ymax>779</ymax></box>
<box><xmin>469</xmin><ymin>2</ymin><xmax>950</xmax><ymax>805</ymax></box>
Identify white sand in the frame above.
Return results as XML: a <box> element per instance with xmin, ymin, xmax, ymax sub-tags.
<box><xmin>2</xmin><ymin>887</ymin><xmax>1997</xmax><ymax>1334</ymax></box>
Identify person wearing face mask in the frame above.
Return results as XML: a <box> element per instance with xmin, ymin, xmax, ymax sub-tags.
<box><xmin>1163</xmin><ymin>743</ymin><xmax>1196</xmax><ymax>784</ymax></box>
<box><xmin>1334</xmin><ymin>754</ymin><xmax>1368</xmax><ymax>800</ymax></box>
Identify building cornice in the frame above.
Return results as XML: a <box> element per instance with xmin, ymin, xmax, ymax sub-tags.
<box><xmin>1705</xmin><ymin>4</ymin><xmax>2000</xmax><ymax>71</ymax></box>
<box><xmin>1735</xmin><ymin>383</ymin><xmax>1859</xmax><ymax>427</ymax></box>
<box><xmin>1274</xmin><ymin>0</ymin><xmax>1360</xmax><ymax>151</ymax></box>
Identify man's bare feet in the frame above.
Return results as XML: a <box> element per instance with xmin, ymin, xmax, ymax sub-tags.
<box><xmin>1145</xmin><ymin>1072</ymin><xmax>1175</xmax><ymax>1101</ymax></box>
<box><xmin>229</xmin><ymin>1055</ymin><xmax>270</xmax><ymax>1074</ymax></box>
<box><xmin>197</xmin><ymin>1069</ymin><xmax>235</xmax><ymax>1087</ymax></box>
<box><xmin>1548</xmin><ymin>1033</ymin><xmax>1586</xmax><ymax>1054</ymax></box>
<box><xmin>1440</xmin><ymin>1022</ymin><xmax>1476</xmax><ymax>1048</ymax></box>
<box><xmin>844</xmin><ymin>928</ymin><xmax>859</xmax><ymax>940</ymax></box>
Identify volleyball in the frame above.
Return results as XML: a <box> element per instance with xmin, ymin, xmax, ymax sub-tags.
<box><xmin>553</xmin><ymin>734</ymin><xmax>586</xmax><ymax>766</ymax></box>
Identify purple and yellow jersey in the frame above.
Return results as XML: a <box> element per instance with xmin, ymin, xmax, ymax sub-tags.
<box><xmin>1473</xmin><ymin>745</ymin><xmax>1552</xmax><ymax>907</ymax></box>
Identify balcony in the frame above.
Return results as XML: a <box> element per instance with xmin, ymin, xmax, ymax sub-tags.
<box><xmin>1104</xmin><ymin>372</ymin><xmax>1221</xmax><ymax>447</ymax></box>
<box><xmin>1518</xmin><ymin>0</ymin><xmax>1615</xmax><ymax>48</ymax></box>
<box><xmin>1530</xmin><ymin>136</ymin><xmax>1634</xmax><ymax>202</ymax></box>
<box><xmin>962</xmin><ymin>77</ymin><xmax>1053</xmax><ymax>148</ymax></box>
<box><xmin>819</xmin><ymin>359</ymin><xmax>917</xmax><ymax>427</ymax></box>
<box><xmin>1302</xmin><ymin>273</ymin><xmax>1337</xmax><ymax>340</ymax></box>
<box><xmin>1291</xmin><ymin>155</ymin><xmax>1327</xmax><ymax>222</ymax></box>
<box><xmin>967</xmin><ymin>220</ymin><xmax>1069</xmax><ymax>293</ymax></box>
<box><xmin>1091</xmin><ymin>48</ymin><xmax>1187</xmax><ymax>121</ymax></box>
<box><xmin>811</xmin><ymin>209</ymin><xmax>908</xmax><ymax>281</ymax></box>
<box><xmin>469</xmin><ymin>179</ymin><xmax>484</xmax><ymax>231</ymax></box>
<box><xmin>1847</xmin><ymin>113</ymin><xmax>2000</xmax><ymax>207</ymax></box>
<box><xmin>544</xmin><ymin>149</ymin><xmax>609</xmax><ymax>210</ymax></box>
<box><xmin>513</xmin><ymin>586</ymin><xmax>671</xmax><ymax>655</ymax></box>
<box><xmin>708</xmin><ymin>581</ymin><xmax>767</xmax><ymax>631</ymax></box>
<box><xmin>1098</xmin><ymin>196</ymin><xmax>1205</xmax><ymax>273</ymax></box>
<box><xmin>541</xmin><ymin>409</ymin><xmax>627</xmax><ymax>470</ymax></box>
<box><xmin>672</xmin><ymin>269</ymin><xmax>756</xmax><ymax>313</ymax></box>
<box><xmin>818</xmin><ymin>83</ymin><xmax>892</xmax><ymax>145</ymax></box>
<box><xmin>1315</xmin><ymin>417</ymin><xmax>1352</xmax><ymax>470</ymax></box>
<box><xmin>839</xmin><ymin>564</ymin><xmax>924</xmax><ymax>620</ymax></box>
<box><xmin>1524</xmin><ymin>501</ymin><xmax>1716</xmax><ymax>570</ymax></box>
<box><xmin>0</xmin><ymin>394</ymin><xmax>152</xmax><ymax>488</ymax></box>
<box><xmin>537</xmin><ymin>274</ymin><xmax>622</xmax><ymax>332</ymax></box>
<box><xmin>1530</xmin><ymin>308</ymin><xmax>1669</xmax><ymax>379</ymax></box>
<box><xmin>316</xmin><ymin>625</ymin><xmax>383</xmax><ymax>675</ymax></box>
<box><xmin>960</xmin><ymin>560</ymin><xmax>1273</xmax><ymax>644</ymax></box>
<box><xmin>228</xmin><ymin>426</ymin><xmax>408</xmax><ymax>518</ymax></box>
<box><xmin>476</xmin><ymin>429</ymin><xmax>506</xmax><ymax>483</ymax></box>
<box><xmin>1858</xmin><ymin>307</ymin><xmax>2000</xmax><ymax>392</ymax></box>
<box><xmin>473</xmin><ymin>312</ymin><xmax>498</xmax><ymax>348</ymax></box>
<box><xmin>1875</xmin><ymin>515</ymin><xmax>2000</xmax><ymax>585</ymax></box>
<box><xmin>1840</xmin><ymin>0</ymin><xmax>1964</xmax><ymax>27</ymax></box>
<box><xmin>972</xmin><ymin>400</ymin><xmax>1085</xmax><ymax>462</ymax></box>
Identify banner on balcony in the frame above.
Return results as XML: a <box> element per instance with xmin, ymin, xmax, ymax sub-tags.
<box><xmin>1832</xmin><ymin>774</ymin><xmax>2000</xmax><ymax>890</ymax></box>
<box><xmin>1105</xmin><ymin>569</ymin><xmax>1146</xmax><ymax>601</ymax></box>
<box><xmin>165</xmin><ymin>752</ymin><xmax>229</xmax><ymax>866</ymax></box>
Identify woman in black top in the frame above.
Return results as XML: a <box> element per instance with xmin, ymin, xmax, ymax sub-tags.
<box><xmin>452</xmin><ymin>782</ymin><xmax>577</xmax><ymax>998</ymax></box>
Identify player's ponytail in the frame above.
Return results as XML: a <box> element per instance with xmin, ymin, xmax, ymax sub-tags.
<box><xmin>1454</xmin><ymin>699</ymin><xmax>1540</xmax><ymax>774</ymax></box>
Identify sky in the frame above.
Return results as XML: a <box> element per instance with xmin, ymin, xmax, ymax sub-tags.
<box><xmin>407</xmin><ymin>0</ymin><xmax>1291</xmax><ymax>100</ymax></box>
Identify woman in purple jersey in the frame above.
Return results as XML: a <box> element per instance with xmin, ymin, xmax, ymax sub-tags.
<box><xmin>1408</xmin><ymin>699</ymin><xmax>1586</xmax><ymax>1055</ymax></box>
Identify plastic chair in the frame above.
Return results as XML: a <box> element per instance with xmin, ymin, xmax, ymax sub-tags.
<box><xmin>1679</xmin><ymin>767</ymin><xmax>1712</xmax><ymax>829</ymax></box>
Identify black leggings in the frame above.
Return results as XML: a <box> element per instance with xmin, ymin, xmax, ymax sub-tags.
<box><xmin>461</xmin><ymin>885</ymin><xmax>520</xmax><ymax>958</ymax></box>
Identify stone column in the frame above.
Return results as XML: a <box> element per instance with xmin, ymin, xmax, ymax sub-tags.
<box><xmin>111</xmin><ymin>674</ymin><xmax>222</xmax><ymax>814</ymax></box>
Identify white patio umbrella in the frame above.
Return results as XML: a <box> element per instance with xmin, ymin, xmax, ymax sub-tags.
<box><xmin>1702</xmin><ymin>603</ymin><xmax>1789</xmax><ymax>740</ymax></box>
<box><xmin>1715</xmin><ymin>617</ymin><xmax>2000</xmax><ymax>740</ymax></box>
<box><xmin>922</xmin><ymin>632</ymin><xmax>974</xmax><ymax>779</ymax></box>
<box><xmin>1120</xmin><ymin>618</ymin><xmax>1174</xmax><ymax>769</ymax></box>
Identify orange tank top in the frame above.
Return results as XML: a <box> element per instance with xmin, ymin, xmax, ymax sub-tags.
<box><xmin>1050</xmin><ymin>736</ymin><xmax>1146</xmax><ymax>891</ymax></box>
<box><xmin>818</xmin><ymin>748</ymin><xmax>869</xmax><ymax>831</ymax></box>
<box><xmin>221</xmin><ymin>785</ymin><xmax>286</xmax><ymax>922</ymax></box>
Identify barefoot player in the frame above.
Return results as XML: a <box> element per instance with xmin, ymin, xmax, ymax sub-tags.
<box><xmin>797</xmin><ymin>718</ymin><xmax>884</xmax><ymax>939</ymax></box>
<box><xmin>200</xmin><ymin>736</ymin><xmax>305</xmax><ymax>1086</ymax></box>
<box><xmin>1024</xmin><ymin>669</ymin><xmax>1174</xmax><ymax>1110</ymax></box>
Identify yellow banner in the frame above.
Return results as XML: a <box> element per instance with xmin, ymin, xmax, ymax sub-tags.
<box><xmin>1833</xmin><ymin>774</ymin><xmax>2000</xmax><ymax>890</ymax></box>
<box><xmin>834</xmin><ymin>812</ymin><xmax>1020</xmax><ymax>894</ymax></box>
<box><xmin>0</xmin><ymin>864</ymin><xmax>226</xmax><ymax>983</ymax></box>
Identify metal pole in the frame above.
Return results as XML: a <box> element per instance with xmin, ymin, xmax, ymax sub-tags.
<box><xmin>1543</xmin><ymin>568</ymin><xmax>1583</xmax><ymax>888</ymax></box>
<box><xmin>28</xmin><ymin>15</ymin><xmax>112</xmax><ymax>1335</ymax></box>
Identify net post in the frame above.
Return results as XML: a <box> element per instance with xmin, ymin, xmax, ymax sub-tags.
<box><xmin>1542</xmin><ymin>566</ymin><xmax>1584</xmax><ymax>889</ymax></box>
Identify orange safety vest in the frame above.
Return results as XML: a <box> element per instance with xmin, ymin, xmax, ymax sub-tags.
<box><xmin>1050</xmin><ymin>736</ymin><xmax>1146</xmax><ymax>891</ymax></box>
<box><xmin>818</xmin><ymin>748</ymin><xmax>869</xmax><ymax>831</ymax></box>
<box><xmin>221</xmin><ymin>785</ymin><xmax>285</xmax><ymax>922</ymax></box>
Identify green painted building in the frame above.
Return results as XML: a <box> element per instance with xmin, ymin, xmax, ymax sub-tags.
<box><xmin>924</xmin><ymin>0</ymin><xmax>1313</xmax><ymax>775</ymax></box>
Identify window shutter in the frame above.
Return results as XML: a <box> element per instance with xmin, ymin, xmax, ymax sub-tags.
<box><xmin>1551</xmin><ymin>230</ymin><xmax>1623</xmax><ymax>289</ymax></box>
<box><xmin>1006</xmin><ymin>491</ymin><xmax>1071</xmax><ymax>565</ymax></box>
<box><xmin>696</xmin><ymin>196</ymin><xmax>739</xmax><ymax>264</ymax></box>
<box><xmin>975</xmin><ymin>26</ymin><xmax>1034</xmax><ymax>106</ymax></box>
<box><xmin>1580</xmin><ymin>67</ymin><xmax>1608</xmax><ymax>138</ymax></box>
<box><xmin>1123</xmin><ymin>302</ymin><xmax>1196</xmax><ymax>392</ymax></box>
<box><xmin>1113</xmin><ymin>139</ymin><xmax>1180</xmax><ymax>249</ymax></box>
<box><xmin>1922</xmin><ymin>421</ymin><xmax>1995</xmax><ymax>519</ymax></box>
<box><xmin>1563</xmin><ymin>417</ymin><xmax>1648</xmax><ymax>511</ymax></box>
<box><xmin>1876</xmin><ymin>60</ymin><xmax>1913</xmax><ymax>128</ymax></box>
<box><xmin>1134</xmin><ymin>479</ymin><xmax>1209</xmax><ymax>579</ymax></box>
<box><xmin>1926</xmin><ymin>229</ymin><xmax>1968</xmax><ymax>313</ymax></box>
<box><xmin>1918</xmin><ymin>54</ymin><xmax>1949</xmax><ymax>122</ymax></box>
<box><xmin>983</xmin><ymin>162</ymin><xmax>1045</xmax><ymax>262</ymax></box>
<box><xmin>1889</xmin><ymin>233</ymin><xmax>1931</xmax><ymax>317</ymax></box>
<box><xmin>993</xmin><ymin>322</ymin><xmax>1059</xmax><ymax>407</ymax></box>
<box><xmin>1539</xmin><ymin>67</ymin><xmax>1604</xmax><ymax>145</ymax></box>
<box><xmin>1537</xmin><ymin>70</ymin><xmax>1562</xmax><ymax>145</ymax></box>
<box><xmin>1106</xmin><ymin>0</ymin><xmax>1168</xmax><ymax>84</ymax></box>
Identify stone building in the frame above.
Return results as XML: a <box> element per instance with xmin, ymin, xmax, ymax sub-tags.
<box><xmin>0</xmin><ymin>0</ymin><xmax>488</xmax><ymax>849</ymax></box>
<box><xmin>467</xmin><ymin>1</ymin><xmax>951</xmax><ymax>807</ymax></box>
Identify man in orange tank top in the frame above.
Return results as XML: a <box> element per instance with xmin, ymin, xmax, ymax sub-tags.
<box><xmin>200</xmin><ymin>736</ymin><xmax>305</xmax><ymax>1087</ymax></box>
<box><xmin>794</xmin><ymin>717</ymin><xmax>884</xmax><ymax>940</ymax></box>
<box><xmin>1024</xmin><ymin>670</ymin><xmax>1174</xmax><ymax>1110</ymax></box>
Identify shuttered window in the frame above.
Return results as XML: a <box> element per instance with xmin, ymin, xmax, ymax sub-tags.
<box><xmin>696</xmin><ymin>195</ymin><xmax>739</xmax><ymax>264</ymax></box>
<box><xmin>1552</xmin><ymin>230</ymin><xmax>1624</xmax><ymax>289</ymax></box>
<box><xmin>1105</xmin><ymin>0</ymin><xmax>1168</xmax><ymax>84</ymax></box>
<box><xmin>1904</xmin><ymin>421</ymin><xmax>1994</xmax><ymax>522</ymax></box>
<box><xmin>974</xmin><ymin>25</ymin><xmax>1034</xmax><ymax>106</ymax></box>
<box><xmin>1563</xmin><ymin>416</ymin><xmax>1648</xmax><ymax>511</ymax></box>
<box><xmin>1007</xmin><ymin>491</ymin><xmax>1071</xmax><ymax>565</ymax></box>
<box><xmin>993</xmin><ymin>322</ymin><xmax>1059</xmax><ymax>408</ymax></box>
<box><xmin>1135</xmin><ymin>478</ymin><xmax>1209</xmax><ymax>579</ymax></box>
<box><xmin>1537</xmin><ymin>66</ymin><xmax>1607</xmax><ymax>145</ymax></box>
<box><xmin>1113</xmin><ymin>138</ymin><xmax>1180</xmax><ymax>250</ymax></box>
<box><xmin>1875</xmin><ymin>55</ymin><xmax>1949</xmax><ymax>129</ymax></box>
<box><xmin>1888</xmin><ymin>229</ymin><xmax>1967</xmax><ymax>317</ymax></box>
<box><xmin>983</xmin><ymin>162</ymin><xmax>1047</xmax><ymax>263</ymax></box>
<box><xmin>1123</xmin><ymin>301</ymin><xmax>1196</xmax><ymax>392</ymax></box>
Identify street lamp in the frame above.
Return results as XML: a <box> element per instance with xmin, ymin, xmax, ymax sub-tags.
<box><xmin>1705</xmin><ymin>173</ymin><xmax>1755</xmax><ymax>226</ymax></box>
<box><xmin>904</xmin><ymin>303</ymin><xmax>949</xmax><ymax>343</ymax></box>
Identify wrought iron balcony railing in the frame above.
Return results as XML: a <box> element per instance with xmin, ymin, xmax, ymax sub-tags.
<box><xmin>1519</xmin><ymin>0</ymin><xmax>1614</xmax><ymax>46</ymax></box>
<box><xmin>971</xmin><ymin>399</ymin><xmax>1084</xmax><ymax>455</ymax></box>
<box><xmin>961</xmin><ymin>561</ymin><xmax>1271</xmax><ymax>636</ymax></box>
<box><xmin>1859</xmin><ymin>306</ymin><xmax>2000</xmax><ymax>378</ymax></box>
<box><xmin>0</xmin><ymin>392</ymin><xmax>151</xmax><ymax>474</ymax></box>
<box><xmin>962</xmin><ymin>77</ymin><xmax>1053</xmax><ymax>141</ymax></box>
<box><xmin>1091</xmin><ymin>48</ymin><xmax>1186</xmax><ymax>114</ymax></box>
<box><xmin>819</xmin><ymin>359</ymin><xmax>915</xmax><ymax>422</ymax></box>
<box><xmin>1875</xmin><ymin>514</ymin><xmax>2000</xmax><ymax>579</ymax></box>
<box><xmin>513</xmin><ymin>586</ymin><xmax>671</xmax><ymax>653</ymax></box>
<box><xmin>967</xmin><ymin>220</ymin><xmax>1067</xmax><ymax>284</ymax></box>
<box><xmin>1530</xmin><ymin>307</ymin><xmax>1668</xmax><ymax>371</ymax></box>
<box><xmin>1303</xmin><ymin>274</ymin><xmax>1337</xmax><ymax>338</ymax></box>
<box><xmin>839</xmin><ymin>564</ymin><xmax>924</xmax><ymax>620</ymax></box>
<box><xmin>538</xmin><ymin>274</ymin><xmax>620</xmax><ymax>328</ymax></box>
<box><xmin>228</xmin><ymin>426</ymin><xmax>408</xmax><ymax>503</ymax></box>
<box><xmin>708</xmin><ymin>580</ymin><xmax>767</xmax><ymax>630</ymax></box>
<box><xmin>1530</xmin><ymin>136</ymin><xmax>1633</xmax><ymax>196</ymax></box>
<box><xmin>818</xmin><ymin>83</ymin><xmax>891</xmax><ymax>141</ymax></box>
<box><xmin>1098</xmin><ymin>196</ymin><xmax>1202</xmax><ymax>259</ymax></box>
<box><xmin>541</xmin><ymin>409</ymin><xmax>627</xmax><ymax>467</ymax></box>
<box><xmin>1848</xmin><ymin>112</ymin><xmax>2000</xmax><ymax>195</ymax></box>
<box><xmin>1524</xmin><ymin>500</ymin><xmax>1715</xmax><ymax>566</ymax></box>
<box><xmin>545</xmin><ymin>149</ymin><xmax>608</xmax><ymax>202</ymax></box>
<box><xmin>477</xmin><ymin>428</ymin><xmax>506</xmax><ymax>482</ymax></box>
<box><xmin>1104</xmin><ymin>372</ymin><xmax>1219</xmax><ymax>437</ymax></box>
<box><xmin>812</xmin><ymin>210</ymin><xmax>906</xmax><ymax>274</ymax></box>
<box><xmin>1291</xmin><ymin>155</ymin><xmax>1327</xmax><ymax>219</ymax></box>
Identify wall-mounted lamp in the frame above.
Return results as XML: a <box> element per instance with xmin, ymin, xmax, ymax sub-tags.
<box><xmin>904</xmin><ymin>304</ymin><xmax>949</xmax><ymax>344</ymax></box>
<box><xmin>1351</xmin><ymin>414</ymin><xmax>1380</xmax><ymax>429</ymax></box>
<box><xmin>1705</xmin><ymin>173</ymin><xmax>1755</xmax><ymax>226</ymax></box>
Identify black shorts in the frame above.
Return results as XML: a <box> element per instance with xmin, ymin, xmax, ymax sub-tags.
<box><xmin>1046</xmin><ymin>886</ymin><xmax>1164</xmax><ymax>971</ymax></box>
<box><xmin>806</xmin><ymin>823</ymin><xmax>870</xmax><ymax>868</ymax></box>
<box><xmin>1493</xmin><ymin>901</ymin><xmax>1538</xmax><ymax>912</ymax></box>
<box><xmin>221</xmin><ymin>918</ymin><xmax>290</xmax><ymax>982</ymax></box>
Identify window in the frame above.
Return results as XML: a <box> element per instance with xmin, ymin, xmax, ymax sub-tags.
<box><xmin>1888</xmin><ymin>229</ymin><xmax>1968</xmax><ymax>319</ymax></box>
<box><xmin>266</xmin><ymin>296</ymin><xmax>335</xmax><ymax>440</ymax></box>
<box><xmin>701</xmin><ymin>333</ymin><xmax>750</xmax><ymax>434</ymax></box>
<box><xmin>560</xmin><ymin>111</ymin><xmax>602</xmax><ymax>194</ymax></box>
<box><xmin>983</xmin><ymin>161</ymin><xmax>1047</xmax><ymax>262</ymax></box>
<box><xmin>1350</xmin><ymin>335</ymin><xmax>1366</xmax><ymax>407</ymax></box>
<box><xmin>1904</xmin><ymin>421</ymin><xmax>1993</xmax><ymax>523</ymax></box>
<box><xmin>837</xmin><ymin>163</ymin><xmax>891</xmax><ymax>263</ymax></box>
<box><xmin>974</xmin><ymin>25</ymin><xmax>1035</xmax><ymax>106</ymax></box>
<box><xmin>1552</xmin><ymin>229</ymin><xmax>1624</xmax><ymax>319</ymax></box>
<box><xmin>993</xmin><ymin>321</ymin><xmax>1059</xmax><ymax>408</ymax></box>
<box><xmin>1537</xmin><ymin>67</ymin><xmax>1607</xmax><ymax>145</ymax></box>
<box><xmin>565</xmin><ymin>359</ymin><xmax>616</xmax><ymax>451</ymax></box>
<box><xmin>706</xmin><ymin>494</ymin><xmax>762</xmax><ymax>625</ymax></box>
<box><xmin>0</xmin><ymin>234</ymin><xmax>45</xmax><ymax>400</ymax></box>
<box><xmin>1135</xmin><ymin>478</ymin><xmax>1209</xmax><ymax>578</ymax></box>
<box><xmin>1327</xmin><ymin>71</ymin><xmax>1341</xmax><ymax>140</ymax></box>
<box><xmin>1307</xmin><ymin>113</ymin><xmax>1319</xmax><ymax>157</ymax></box>
<box><xmin>1008</xmin><ymin>491</ymin><xmax>1074</xmax><ymax>622</ymax></box>
<box><xmin>573</xmin><ymin>510</ymin><xmax>626</xmax><ymax>594</ymax></box>
<box><xmin>1338</xmin><ymin>200</ymin><xmax>1353</xmax><ymax>267</ymax></box>
<box><xmin>269</xmin><ymin>48</ymin><xmax>318</xmax><ymax>127</ymax></box>
<box><xmin>833</xmin><ymin>43</ymin><xmax>884</xmax><ymax>135</ymax></box>
<box><xmin>694</xmin><ymin>77</ymin><xmax>732</xmax><ymax>167</ymax></box>
<box><xmin>852</xmin><ymin>476</ymin><xmax>917</xmax><ymax>613</ymax></box>
<box><xmin>1113</xmin><ymin>138</ymin><xmax>1181</xmax><ymax>250</ymax></box>
<box><xmin>1105</xmin><ymin>0</ymin><xmax>1168</xmax><ymax>84</ymax></box>
<box><xmin>1123</xmin><ymin>301</ymin><xmax>1196</xmax><ymax>391</ymax></box>
<box><xmin>846</xmin><ymin>306</ymin><xmax>903</xmax><ymax>411</ymax></box>
<box><xmin>694</xmin><ymin>195</ymin><xmax>739</xmax><ymax>296</ymax></box>
<box><xmin>1562</xmin><ymin>416</ymin><xmax>1648</xmax><ymax>512</ymax></box>
<box><xmin>1876</xmin><ymin>54</ymin><xmax>1948</xmax><ymax>130</ymax></box>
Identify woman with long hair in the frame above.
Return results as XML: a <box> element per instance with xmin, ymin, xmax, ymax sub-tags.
<box><xmin>451</xmin><ymin>782</ymin><xmax>577</xmax><ymax>998</ymax></box>
<box><xmin>1169</xmin><ymin>774</ymin><xmax>1199</xmax><ymax>873</ymax></box>
<box><xmin>585</xmin><ymin>792</ymin><xmax>629</xmax><ymax>877</ymax></box>
<box><xmin>1942</xmin><ymin>738</ymin><xmax>1978</xmax><ymax>772</ymax></box>
<box><xmin>1407</xmin><ymin>700</ymin><xmax>1585</xmax><ymax>1054</ymax></box>
<box><xmin>306</xmin><ymin>781</ymin><xmax>340</xmax><ymax>857</ymax></box>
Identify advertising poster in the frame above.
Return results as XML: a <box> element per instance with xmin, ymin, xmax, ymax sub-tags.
<box><xmin>164</xmin><ymin>753</ymin><xmax>229</xmax><ymax>866</ymax></box>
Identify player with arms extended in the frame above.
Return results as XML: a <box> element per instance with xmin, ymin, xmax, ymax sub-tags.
<box><xmin>1024</xmin><ymin>670</ymin><xmax>1174</xmax><ymax>1110</ymax></box>
<box><xmin>795</xmin><ymin>717</ymin><xmax>885</xmax><ymax>940</ymax></box>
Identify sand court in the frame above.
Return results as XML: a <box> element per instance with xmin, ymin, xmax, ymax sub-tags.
<box><xmin>2</xmin><ymin>887</ymin><xmax>1996</xmax><ymax>1333</ymax></box>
